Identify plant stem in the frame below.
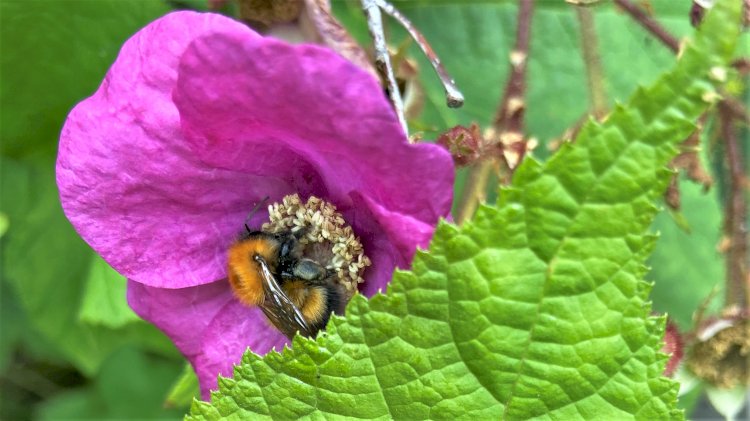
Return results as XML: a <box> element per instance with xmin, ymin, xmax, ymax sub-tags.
<box><xmin>454</xmin><ymin>0</ymin><xmax>534</xmax><ymax>224</ymax></box>
<box><xmin>455</xmin><ymin>159</ymin><xmax>494</xmax><ymax>225</ymax></box>
<box><xmin>361</xmin><ymin>0</ymin><xmax>408</xmax><ymax>136</ymax></box>
<box><xmin>494</xmin><ymin>0</ymin><xmax>533</xmax><ymax>137</ymax></box>
<box><xmin>718</xmin><ymin>103</ymin><xmax>749</xmax><ymax>309</ymax></box>
<box><xmin>575</xmin><ymin>6</ymin><xmax>608</xmax><ymax>119</ymax></box>
<box><xmin>613</xmin><ymin>0</ymin><xmax>680</xmax><ymax>53</ymax></box>
<box><xmin>376</xmin><ymin>0</ymin><xmax>464</xmax><ymax>108</ymax></box>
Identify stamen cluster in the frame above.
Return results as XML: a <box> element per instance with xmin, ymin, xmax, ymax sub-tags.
<box><xmin>263</xmin><ymin>194</ymin><xmax>371</xmax><ymax>296</ymax></box>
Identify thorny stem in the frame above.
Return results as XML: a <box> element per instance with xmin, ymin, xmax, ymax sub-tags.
<box><xmin>575</xmin><ymin>6</ymin><xmax>608</xmax><ymax>119</ymax></box>
<box><xmin>613</xmin><ymin>0</ymin><xmax>680</xmax><ymax>54</ymax></box>
<box><xmin>718</xmin><ymin>103</ymin><xmax>749</xmax><ymax>309</ymax></box>
<box><xmin>376</xmin><ymin>0</ymin><xmax>464</xmax><ymax>108</ymax></box>
<box><xmin>491</xmin><ymin>0</ymin><xmax>533</xmax><ymax>176</ymax></box>
<box><xmin>361</xmin><ymin>0</ymin><xmax>408</xmax><ymax>136</ymax></box>
<box><xmin>494</xmin><ymin>0</ymin><xmax>533</xmax><ymax>137</ymax></box>
<box><xmin>454</xmin><ymin>0</ymin><xmax>534</xmax><ymax>224</ymax></box>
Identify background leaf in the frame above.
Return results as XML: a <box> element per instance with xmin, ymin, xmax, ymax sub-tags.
<box><xmin>188</xmin><ymin>1</ymin><xmax>740</xmax><ymax>419</ymax></box>
<box><xmin>1</xmin><ymin>1</ymin><xmax>187</xmax><ymax>419</ymax></box>
<box><xmin>0</xmin><ymin>0</ymin><xmax>178</xmax><ymax>375</ymax></box>
<box><xmin>0</xmin><ymin>0</ymin><xmax>171</xmax><ymax>159</ymax></box>
<box><xmin>36</xmin><ymin>347</ymin><xmax>185</xmax><ymax>420</ymax></box>
<box><xmin>649</xmin><ymin>177</ymin><xmax>725</xmax><ymax>330</ymax></box>
<box><xmin>0</xmin><ymin>157</ymin><xmax>178</xmax><ymax>375</ymax></box>
<box><xmin>78</xmin><ymin>256</ymin><xmax>142</xmax><ymax>329</ymax></box>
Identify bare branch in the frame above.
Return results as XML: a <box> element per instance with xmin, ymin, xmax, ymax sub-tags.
<box><xmin>614</xmin><ymin>0</ymin><xmax>680</xmax><ymax>53</ymax></box>
<box><xmin>376</xmin><ymin>0</ymin><xmax>464</xmax><ymax>108</ymax></box>
<box><xmin>361</xmin><ymin>0</ymin><xmax>408</xmax><ymax>136</ymax></box>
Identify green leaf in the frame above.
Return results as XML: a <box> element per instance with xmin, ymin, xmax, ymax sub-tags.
<box><xmin>78</xmin><ymin>256</ymin><xmax>141</xmax><ymax>329</ymax></box>
<box><xmin>0</xmin><ymin>0</ymin><xmax>171</xmax><ymax>160</ymax></box>
<box><xmin>36</xmin><ymin>347</ymin><xmax>185</xmax><ymax>421</ymax></box>
<box><xmin>0</xmin><ymin>0</ymin><xmax>178</xmax><ymax>375</ymax></box>
<box><xmin>189</xmin><ymin>0</ymin><xmax>740</xmax><ymax>419</ymax></box>
<box><xmin>164</xmin><ymin>364</ymin><xmax>201</xmax><ymax>410</ymax></box>
<box><xmin>0</xmin><ymin>157</ymin><xmax>178</xmax><ymax>375</ymax></box>
<box><xmin>649</xmin><ymin>178</ymin><xmax>725</xmax><ymax>330</ymax></box>
<box><xmin>0</xmin><ymin>280</ymin><xmax>27</xmax><ymax>371</ymax></box>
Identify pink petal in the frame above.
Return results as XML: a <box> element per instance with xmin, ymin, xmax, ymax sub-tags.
<box><xmin>57</xmin><ymin>12</ymin><xmax>287</xmax><ymax>288</ymax></box>
<box><xmin>127</xmin><ymin>280</ymin><xmax>287</xmax><ymax>399</ymax></box>
<box><xmin>172</xmin><ymin>29</ymin><xmax>453</xmax><ymax>227</ymax></box>
<box><xmin>61</xmin><ymin>10</ymin><xmax>455</xmax><ymax>397</ymax></box>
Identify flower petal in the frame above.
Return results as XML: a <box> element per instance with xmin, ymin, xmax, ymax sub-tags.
<box><xmin>170</xmin><ymin>26</ymin><xmax>454</xmax><ymax>293</ymax></box>
<box><xmin>57</xmin><ymin>12</ymin><xmax>287</xmax><ymax>288</ymax></box>
<box><xmin>172</xmin><ymin>29</ymin><xmax>454</xmax><ymax>226</ymax></box>
<box><xmin>127</xmin><ymin>280</ymin><xmax>287</xmax><ymax>398</ymax></box>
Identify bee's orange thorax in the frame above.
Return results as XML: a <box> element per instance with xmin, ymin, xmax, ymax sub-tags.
<box><xmin>227</xmin><ymin>237</ymin><xmax>279</xmax><ymax>306</ymax></box>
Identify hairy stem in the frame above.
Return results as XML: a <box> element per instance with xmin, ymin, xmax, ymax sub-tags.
<box><xmin>576</xmin><ymin>6</ymin><xmax>608</xmax><ymax>119</ymax></box>
<box><xmin>718</xmin><ymin>103</ymin><xmax>749</xmax><ymax>309</ymax></box>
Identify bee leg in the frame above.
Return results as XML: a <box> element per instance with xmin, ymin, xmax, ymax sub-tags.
<box><xmin>280</xmin><ymin>259</ymin><xmax>330</xmax><ymax>286</ymax></box>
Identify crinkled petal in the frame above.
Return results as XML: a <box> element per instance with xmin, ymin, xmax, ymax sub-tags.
<box><xmin>349</xmin><ymin>191</ymin><xmax>437</xmax><ymax>295</ymax></box>
<box><xmin>127</xmin><ymin>280</ymin><xmax>287</xmax><ymax>398</ymax></box>
<box><xmin>173</xmin><ymin>30</ymin><xmax>453</xmax><ymax>224</ymax></box>
<box><xmin>57</xmin><ymin>12</ymin><xmax>287</xmax><ymax>289</ymax></box>
<box><xmin>171</xmin><ymin>27</ymin><xmax>454</xmax><ymax>288</ymax></box>
<box><xmin>61</xmin><ymin>10</ymin><xmax>455</xmax><ymax>398</ymax></box>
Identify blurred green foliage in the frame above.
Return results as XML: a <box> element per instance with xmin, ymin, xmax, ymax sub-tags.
<box><xmin>0</xmin><ymin>0</ymin><xmax>743</xmax><ymax>419</ymax></box>
<box><xmin>1</xmin><ymin>1</ymin><xmax>184</xmax><ymax>419</ymax></box>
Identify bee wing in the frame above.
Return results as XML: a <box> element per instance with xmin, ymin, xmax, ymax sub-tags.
<box><xmin>254</xmin><ymin>255</ymin><xmax>313</xmax><ymax>339</ymax></box>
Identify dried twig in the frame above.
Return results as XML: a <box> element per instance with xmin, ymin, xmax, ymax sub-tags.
<box><xmin>361</xmin><ymin>0</ymin><xmax>408</xmax><ymax>136</ymax></box>
<box><xmin>361</xmin><ymin>0</ymin><xmax>466</xmax><ymax>137</ymax></box>
<box><xmin>614</xmin><ymin>0</ymin><xmax>680</xmax><ymax>53</ymax></box>
<box><xmin>302</xmin><ymin>0</ymin><xmax>379</xmax><ymax>80</ymax></box>
<box><xmin>376</xmin><ymin>0</ymin><xmax>464</xmax><ymax>108</ymax></box>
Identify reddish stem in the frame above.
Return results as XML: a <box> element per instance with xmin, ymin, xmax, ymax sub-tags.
<box><xmin>494</xmin><ymin>0</ymin><xmax>533</xmax><ymax>135</ymax></box>
<box><xmin>492</xmin><ymin>0</ymin><xmax>534</xmax><ymax>172</ymax></box>
<box><xmin>614</xmin><ymin>0</ymin><xmax>680</xmax><ymax>54</ymax></box>
<box><xmin>718</xmin><ymin>103</ymin><xmax>749</xmax><ymax>308</ymax></box>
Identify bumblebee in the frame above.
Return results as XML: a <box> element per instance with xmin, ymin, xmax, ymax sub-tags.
<box><xmin>227</xmin><ymin>227</ymin><xmax>341</xmax><ymax>339</ymax></box>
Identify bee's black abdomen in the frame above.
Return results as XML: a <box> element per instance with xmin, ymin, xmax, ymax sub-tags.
<box><xmin>309</xmin><ymin>285</ymin><xmax>341</xmax><ymax>335</ymax></box>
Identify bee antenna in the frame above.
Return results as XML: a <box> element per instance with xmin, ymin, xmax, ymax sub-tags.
<box><xmin>244</xmin><ymin>196</ymin><xmax>270</xmax><ymax>233</ymax></box>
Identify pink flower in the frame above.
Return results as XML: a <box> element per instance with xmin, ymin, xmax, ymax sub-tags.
<box><xmin>56</xmin><ymin>11</ymin><xmax>453</xmax><ymax>398</ymax></box>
